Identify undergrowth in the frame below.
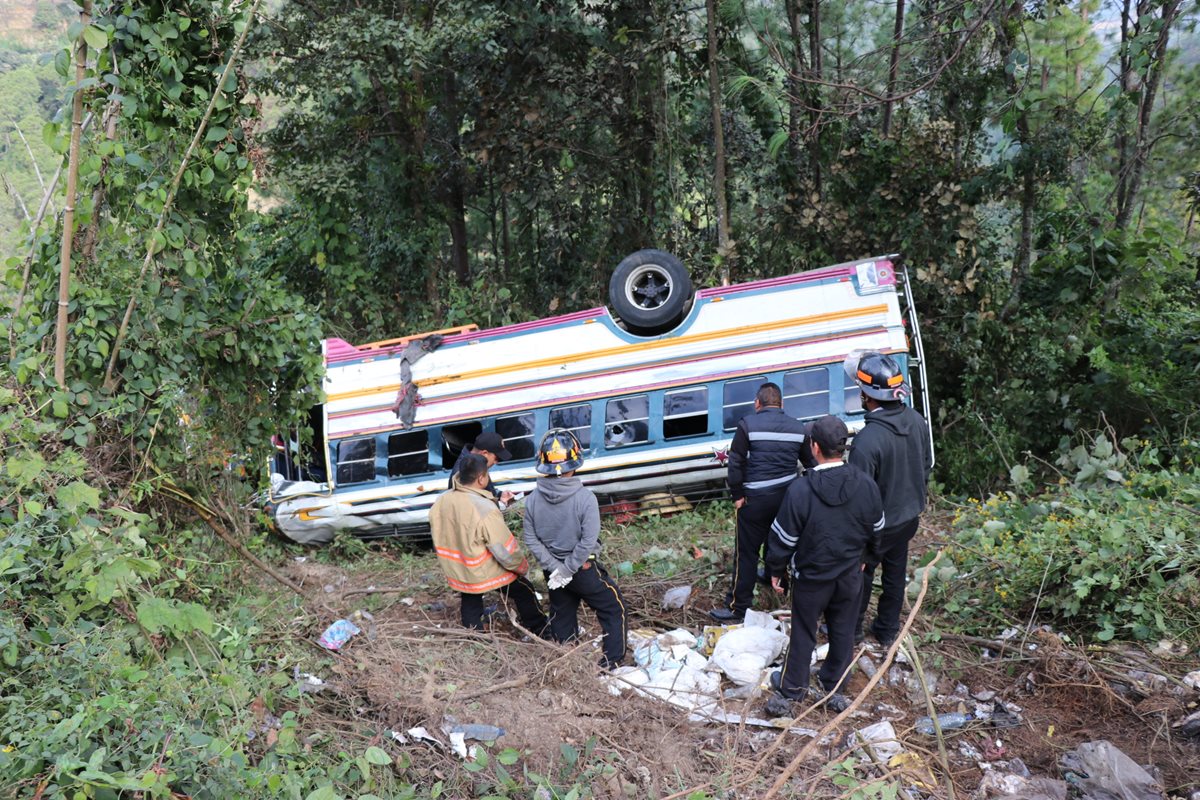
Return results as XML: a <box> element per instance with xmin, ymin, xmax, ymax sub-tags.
<box><xmin>931</xmin><ymin>435</ymin><xmax>1200</xmax><ymax>644</ymax></box>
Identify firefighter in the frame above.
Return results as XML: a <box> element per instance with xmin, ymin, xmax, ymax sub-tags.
<box><xmin>764</xmin><ymin>415</ymin><xmax>884</xmax><ymax>716</ymax></box>
<box><xmin>429</xmin><ymin>453</ymin><xmax>548</xmax><ymax>634</ymax></box>
<box><xmin>710</xmin><ymin>382</ymin><xmax>809</xmax><ymax>623</ymax></box>
<box><xmin>522</xmin><ymin>429</ymin><xmax>628</xmax><ymax>669</ymax></box>
<box><xmin>844</xmin><ymin>350</ymin><xmax>933</xmax><ymax>647</ymax></box>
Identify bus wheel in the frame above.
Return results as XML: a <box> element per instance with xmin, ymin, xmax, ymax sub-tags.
<box><xmin>609</xmin><ymin>249</ymin><xmax>693</xmax><ymax>334</ymax></box>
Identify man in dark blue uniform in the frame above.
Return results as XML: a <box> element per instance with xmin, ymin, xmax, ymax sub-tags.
<box><xmin>710</xmin><ymin>382</ymin><xmax>808</xmax><ymax>623</ymax></box>
<box><xmin>763</xmin><ymin>415</ymin><xmax>884</xmax><ymax>716</ymax></box>
<box><xmin>845</xmin><ymin>351</ymin><xmax>932</xmax><ymax>647</ymax></box>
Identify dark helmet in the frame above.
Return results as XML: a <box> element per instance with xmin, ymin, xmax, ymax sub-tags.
<box><xmin>536</xmin><ymin>428</ymin><xmax>584</xmax><ymax>476</ymax></box>
<box><xmin>843</xmin><ymin>349</ymin><xmax>909</xmax><ymax>401</ymax></box>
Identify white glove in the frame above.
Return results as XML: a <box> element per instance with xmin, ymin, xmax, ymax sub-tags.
<box><xmin>547</xmin><ymin>567</ymin><xmax>572</xmax><ymax>590</ymax></box>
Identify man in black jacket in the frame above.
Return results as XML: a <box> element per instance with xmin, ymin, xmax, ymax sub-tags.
<box><xmin>845</xmin><ymin>351</ymin><xmax>932</xmax><ymax>647</ymax></box>
<box><xmin>764</xmin><ymin>415</ymin><xmax>884</xmax><ymax>715</ymax></box>
<box><xmin>448</xmin><ymin>432</ymin><xmax>515</xmax><ymax>507</ymax></box>
<box><xmin>710</xmin><ymin>382</ymin><xmax>809</xmax><ymax>622</ymax></box>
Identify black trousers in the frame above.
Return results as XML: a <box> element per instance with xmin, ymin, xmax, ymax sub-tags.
<box><xmin>460</xmin><ymin>576</ymin><xmax>548</xmax><ymax>635</ymax></box>
<box><xmin>856</xmin><ymin>517</ymin><xmax>920</xmax><ymax>642</ymax></box>
<box><xmin>777</xmin><ymin>566</ymin><xmax>862</xmax><ymax>698</ymax></box>
<box><xmin>545</xmin><ymin>561</ymin><xmax>628</xmax><ymax>668</ymax></box>
<box><xmin>727</xmin><ymin>487</ymin><xmax>787</xmax><ymax>614</ymax></box>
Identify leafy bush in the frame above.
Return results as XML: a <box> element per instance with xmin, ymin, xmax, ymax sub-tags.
<box><xmin>932</xmin><ymin>437</ymin><xmax>1200</xmax><ymax>643</ymax></box>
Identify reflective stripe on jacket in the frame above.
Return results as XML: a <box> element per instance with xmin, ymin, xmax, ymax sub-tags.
<box><xmin>727</xmin><ymin>407</ymin><xmax>808</xmax><ymax>500</ymax></box>
<box><xmin>429</xmin><ymin>480</ymin><xmax>523</xmax><ymax>594</ymax></box>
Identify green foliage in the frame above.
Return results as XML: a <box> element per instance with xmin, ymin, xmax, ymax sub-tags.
<box><xmin>932</xmin><ymin>436</ymin><xmax>1200</xmax><ymax>643</ymax></box>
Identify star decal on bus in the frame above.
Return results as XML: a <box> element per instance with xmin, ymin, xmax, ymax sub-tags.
<box><xmin>711</xmin><ymin>446</ymin><xmax>729</xmax><ymax>465</ymax></box>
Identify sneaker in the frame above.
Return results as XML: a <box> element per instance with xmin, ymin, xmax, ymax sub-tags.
<box><xmin>825</xmin><ymin>693</ymin><xmax>851</xmax><ymax>713</ymax></box>
<box><xmin>709</xmin><ymin>608</ymin><xmax>745</xmax><ymax>623</ymax></box>
<box><xmin>769</xmin><ymin>670</ymin><xmax>806</xmax><ymax>700</ymax></box>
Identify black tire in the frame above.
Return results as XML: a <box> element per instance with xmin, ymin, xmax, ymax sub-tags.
<box><xmin>608</xmin><ymin>249</ymin><xmax>693</xmax><ymax>334</ymax></box>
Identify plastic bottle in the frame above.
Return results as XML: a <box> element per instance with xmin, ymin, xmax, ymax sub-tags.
<box><xmin>450</xmin><ymin>723</ymin><xmax>506</xmax><ymax>741</ymax></box>
<box><xmin>914</xmin><ymin>712</ymin><xmax>971</xmax><ymax>735</ymax></box>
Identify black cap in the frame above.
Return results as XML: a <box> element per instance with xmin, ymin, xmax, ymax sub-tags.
<box><xmin>809</xmin><ymin>415</ymin><xmax>848</xmax><ymax>456</ymax></box>
<box><xmin>473</xmin><ymin>431</ymin><xmax>512</xmax><ymax>461</ymax></box>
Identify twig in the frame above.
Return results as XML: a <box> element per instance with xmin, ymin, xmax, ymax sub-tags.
<box><xmin>450</xmin><ymin>638</ymin><xmax>593</xmax><ymax>700</ymax></box>
<box><xmin>901</xmin><ymin>638</ymin><xmax>956</xmax><ymax>799</ymax></box>
<box><xmin>341</xmin><ymin>586</ymin><xmax>411</xmax><ymax>599</ymax></box>
<box><xmin>156</xmin><ymin>481</ymin><xmax>335</xmax><ymax>616</ymax></box>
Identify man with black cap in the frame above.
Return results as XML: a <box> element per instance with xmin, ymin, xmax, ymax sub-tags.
<box><xmin>844</xmin><ymin>350</ymin><xmax>932</xmax><ymax>647</ymax></box>
<box><xmin>448</xmin><ymin>431</ymin><xmax>515</xmax><ymax>507</ymax></box>
<box><xmin>710</xmin><ymin>381</ymin><xmax>809</xmax><ymax>623</ymax></box>
<box><xmin>764</xmin><ymin>415</ymin><xmax>883</xmax><ymax>716</ymax></box>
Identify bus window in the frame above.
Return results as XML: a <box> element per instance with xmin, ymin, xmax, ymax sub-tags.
<box><xmin>664</xmin><ymin>387</ymin><xmax>708</xmax><ymax>439</ymax></box>
<box><xmin>605</xmin><ymin>395</ymin><xmax>649</xmax><ymax>448</ymax></box>
<box><xmin>388</xmin><ymin>430</ymin><xmax>429</xmax><ymax>477</ymax></box>
<box><xmin>844</xmin><ymin>372</ymin><xmax>865</xmax><ymax>415</ymax></box>
<box><xmin>723</xmin><ymin>376</ymin><xmax>767</xmax><ymax>430</ymax></box>
<box><xmin>441</xmin><ymin>421</ymin><xmax>483</xmax><ymax>469</ymax></box>
<box><xmin>496</xmin><ymin>413</ymin><xmax>536</xmax><ymax>461</ymax></box>
<box><xmin>550</xmin><ymin>404</ymin><xmax>591</xmax><ymax>449</ymax></box>
<box><xmin>783</xmin><ymin>368</ymin><xmax>828</xmax><ymax>420</ymax></box>
<box><xmin>336</xmin><ymin>437</ymin><xmax>376</xmax><ymax>484</ymax></box>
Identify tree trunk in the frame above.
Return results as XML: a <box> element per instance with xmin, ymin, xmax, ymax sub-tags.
<box><xmin>1115</xmin><ymin>0</ymin><xmax>1180</xmax><ymax>231</ymax></box>
<box><xmin>785</xmin><ymin>0</ymin><xmax>808</xmax><ymax>182</ymax></box>
<box><xmin>994</xmin><ymin>0</ymin><xmax>1036</xmax><ymax>321</ymax></box>
<box><xmin>443</xmin><ymin>71</ymin><xmax>470</xmax><ymax>284</ymax></box>
<box><xmin>808</xmin><ymin>0</ymin><xmax>823</xmax><ymax>198</ymax></box>
<box><xmin>706</xmin><ymin>0</ymin><xmax>732</xmax><ymax>283</ymax></box>
<box><xmin>882</xmin><ymin>0</ymin><xmax>906</xmax><ymax>137</ymax></box>
<box><xmin>1113</xmin><ymin>0</ymin><xmax>1134</xmax><ymax>221</ymax></box>
<box><xmin>54</xmin><ymin>0</ymin><xmax>90</xmax><ymax>389</ymax></box>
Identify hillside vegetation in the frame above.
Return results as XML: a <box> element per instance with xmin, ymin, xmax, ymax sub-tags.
<box><xmin>1</xmin><ymin>0</ymin><xmax>1198</xmax><ymax>797</ymax></box>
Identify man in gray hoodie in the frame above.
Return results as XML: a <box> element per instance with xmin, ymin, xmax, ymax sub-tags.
<box><xmin>523</xmin><ymin>428</ymin><xmax>628</xmax><ymax>669</ymax></box>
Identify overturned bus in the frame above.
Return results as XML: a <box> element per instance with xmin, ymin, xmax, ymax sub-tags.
<box><xmin>267</xmin><ymin>251</ymin><xmax>933</xmax><ymax>544</ymax></box>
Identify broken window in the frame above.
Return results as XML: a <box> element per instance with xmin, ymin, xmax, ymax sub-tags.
<box><xmin>336</xmin><ymin>437</ymin><xmax>376</xmax><ymax>484</ymax></box>
<box><xmin>664</xmin><ymin>387</ymin><xmax>708</xmax><ymax>440</ymax></box>
<box><xmin>605</xmin><ymin>395</ymin><xmax>649</xmax><ymax>448</ymax></box>
<box><xmin>387</xmin><ymin>430</ymin><xmax>429</xmax><ymax>477</ymax></box>
<box><xmin>783</xmin><ymin>368</ymin><xmax>828</xmax><ymax>420</ymax></box>
<box><xmin>441</xmin><ymin>421</ymin><xmax>483</xmax><ymax>469</ymax></box>
<box><xmin>550</xmin><ymin>404</ymin><xmax>591</xmax><ymax>449</ymax></box>
<box><xmin>723</xmin><ymin>376</ymin><xmax>767</xmax><ymax>430</ymax></box>
<box><xmin>496</xmin><ymin>413</ymin><xmax>536</xmax><ymax>461</ymax></box>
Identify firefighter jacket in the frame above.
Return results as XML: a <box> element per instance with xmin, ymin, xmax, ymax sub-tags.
<box><xmin>726</xmin><ymin>406</ymin><xmax>809</xmax><ymax>501</ymax></box>
<box><xmin>429</xmin><ymin>479</ymin><xmax>527</xmax><ymax>593</ymax></box>
<box><xmin>765</xmin><ymin>461</ymin><xmax>885</xmax><ymax>581</ymax></box>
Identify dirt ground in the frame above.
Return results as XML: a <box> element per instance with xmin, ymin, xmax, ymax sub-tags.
<box><xmin>275</xmin><ymin>529</ymin><xmax>1200</xmax><ymax>799</ymax></box>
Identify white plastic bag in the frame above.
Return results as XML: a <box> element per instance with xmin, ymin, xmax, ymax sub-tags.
<box><xmin>707</xmin><ymin>625</ymin><xmax>789</xmax><ymax>686</ymax></box>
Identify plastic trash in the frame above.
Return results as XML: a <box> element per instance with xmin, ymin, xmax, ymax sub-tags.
<box><xmin>449</xmin><ymin>723</ymin><xmax>505</xmax><ymax>741</ymax></box>
<box><xmin>707</xmin><ymin>625</ymin><xmax>788</xmax><ymax>686</ymax></box>
<box><xmin>915</xmin><ymin>712</ymin><xmax>971</xmax><ymax>735</ymax></box>
<box><xmin>317</xmin><ymin>618</ymin><xmax>361</xmax><ymax>650</ymax></box>
<box><xmin>661</xmin><ymin>585</ymin><xmax>692</xmax><ymax>609</ymax></box>
<box><xmin>846</xmin><ymin>721</ymin><xmax>903</xmax><ymax>764</ymax></box>
<box><xmin>1059</xmin><ymin>740</ymin><xmax>1164</xmax><ymax>800</ymax></box>
<box><xmin>293</xmin><ymin>667</ymin><xmax>327</xmax><ymax>693</ymax></box>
